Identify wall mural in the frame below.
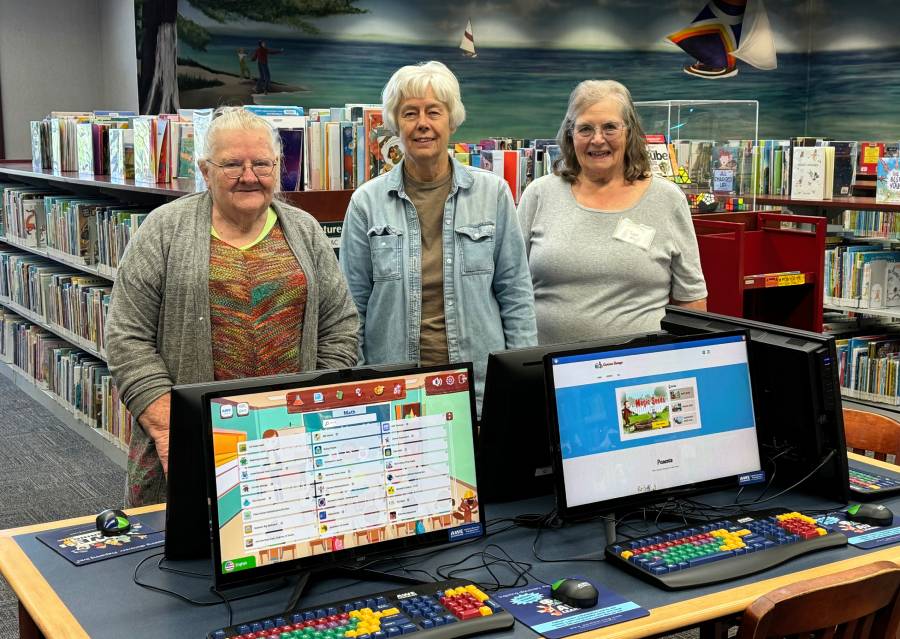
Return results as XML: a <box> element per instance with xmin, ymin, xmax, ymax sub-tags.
<box><xmin>133</xmin><ymin>0</ymin><xmax>900</xmax><ymax>141</ymax></box>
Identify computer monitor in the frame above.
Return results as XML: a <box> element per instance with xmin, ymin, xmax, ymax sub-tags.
<box><xmin>660</xmin><ymin>306</ymin><xmax>850</xmax><ymax>503</ymax></box>
<box><xmin>198</xmin><ymin>363</ymin><xmax>484</xmax><ymax>590</ymax></box>
<box><xmin>166</xmin><ymin>374</ymin><xmax>324</xmax><ymax>561</ymax></box>
<box><xmin>544</xmin><ymin>331</ymin><xmax>763</xmax><ymax>519</ymax></box>
<box><xmin>479</xmin><ymin>333</ymin><xmax>663</xmax><ymax>502</ymax></box>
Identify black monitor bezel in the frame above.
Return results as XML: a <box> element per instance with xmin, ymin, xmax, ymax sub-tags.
<box><xmin>199</xmin><ymin>362</ymin><xmax>483</xmax><ymax>590</ymax></box>
<box><xmin>543</xmin><ymin>329</ymin><xmax>762</xmax><ymax>520</ymax></box>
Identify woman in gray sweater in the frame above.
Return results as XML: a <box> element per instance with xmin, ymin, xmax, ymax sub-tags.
<box><xmin>105</xmin><ymin>108</ymin><xmax>358</xmax><ymax>506</ymax></box>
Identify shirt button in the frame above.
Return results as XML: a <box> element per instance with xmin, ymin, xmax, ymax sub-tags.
<box><xmin>446</xmin><ymin>258</ymin><xmax>452</xmax><ymax>264</ymax></box>
<box><xmin>447</xmin><ymin>301</ymin><xmax>453</xmax><ymax>306</ymax></box>
<box><xmin>445</xmin><ymin>220</ymin><xmax>451</xmax><ymax>225</ymax></box>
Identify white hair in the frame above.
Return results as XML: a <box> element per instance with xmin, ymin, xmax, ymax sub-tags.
<box><xmin>202</xmin><ymin>106</ymin><xmax>282</xmax><ymax>161</ymax></box>
<box><xmin>381</xmin><ymin>61</ymin><xmax>466</xmax><ymax>134</ymax></box>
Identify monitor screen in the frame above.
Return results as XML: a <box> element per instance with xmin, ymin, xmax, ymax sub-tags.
<box><xmin>166</xmin><ymin>373</ymin><xmax>324</xmax><ymax>561</ymax></box>
<box><xmin>545</xmin><ymin>331</ymin><xmax>762</xmax><ymax>518</ymax></box>
<box><xmin>200</xmin><ymin>363</ymin><xmax>483</xmax><ymax>589</ymax></box>
<box><xmin>661</xmin><ymin>306</ymin><xmax>849</xmax><ymax>503</ymax></box>
<box><xmin>479</xmin><ymin>333</ymin><xmax>664</xmax><ymax>502</ymax></box>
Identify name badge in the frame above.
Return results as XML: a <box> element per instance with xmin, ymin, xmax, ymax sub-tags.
<box><xmin>612</xmin><ymin>217</ymin><xmax>656</xmax><ymax>250</ymax></box>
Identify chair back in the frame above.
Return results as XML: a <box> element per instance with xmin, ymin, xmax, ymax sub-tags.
<box><xmin>843</xmin><ymin>408</ymin><xmax>900</xmax><ymax>462</ymax></box>
<box><xmin>736</xmin><ymin>560</ymin><xmax>900</xmax><ymax>638</ymax></box>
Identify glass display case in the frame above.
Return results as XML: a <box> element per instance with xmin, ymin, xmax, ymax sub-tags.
<box><xmin>634</xmin><ymin>100</ymin><xmax>759</xmax><ymax>212</ymax></box>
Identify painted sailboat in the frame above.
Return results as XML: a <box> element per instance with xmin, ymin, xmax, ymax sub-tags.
<box><xmin>459</xmin><ymin>19</ymin><xmax>477</xmax><ymax>58</ymax></box>
<box><xmin>667</xmin><ymin>0</ymin><xmax>776</xmax><ymax>79</ymax></box>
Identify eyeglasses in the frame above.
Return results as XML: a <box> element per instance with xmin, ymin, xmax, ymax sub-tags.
<box><xmin>571</xmin><ymin>122</ymin><xmax>628</xmax><ymax>140</ymax></box>
<box><xmin>207</xmin><ymin>159</ymin><xmax>278</xmax><ymax>179</ymax></box>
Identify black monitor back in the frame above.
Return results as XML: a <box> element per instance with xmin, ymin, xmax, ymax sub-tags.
<box><xmin>661</xmin><ymin>306</ymin><xmax>850</xmax><ymax>503</ymax></box>
<box><xmin>478</xmin><ymin>333</ymin><xmax>663</xmax><ymax>502</ymax></box>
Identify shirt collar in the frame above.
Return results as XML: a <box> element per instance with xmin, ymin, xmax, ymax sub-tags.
<box><xmin>387</xmin><ymin>156</ymin><xmax>474</xmax><ymax>196</ymax></box>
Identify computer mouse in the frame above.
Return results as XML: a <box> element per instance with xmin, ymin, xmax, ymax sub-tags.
<box><xmin>95</xmin><ymin>508</ymin><xmax>131</xmax><ymax>536</ymax></box>
<box><xmin>550</xmin><ymin>578</ymin><xmax>599</xmax><ymax>608</ymax></box>
<box><xmin>846</xmin><ymin>503</ymin><xmax>894</xmax><ymax>527</ymax></box>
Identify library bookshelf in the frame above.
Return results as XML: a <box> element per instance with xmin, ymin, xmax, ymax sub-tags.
<box><xmin>0</xmin><ymin>160</ymin><xmax>351</xmax><ymax>465</ymax></box>
<box><xmin>757</xmin><ymin>184</ymin><xmax>900</xmax><ymax>413</ymax></box>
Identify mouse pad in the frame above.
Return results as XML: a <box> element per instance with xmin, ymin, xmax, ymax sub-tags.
<box><xmin>816</xmin><ymin>514</ymin><xmax>900</xmax><ymax>550</ymax></box>
<box><xmin>493</xmin><ymin>579</ymin><xmax>649</xmax><ymax>638</ymax></box>
<box><xmin>35</xmin><ymin>511</ymin><xmax>166</xmax><ymax>566</ymax></box>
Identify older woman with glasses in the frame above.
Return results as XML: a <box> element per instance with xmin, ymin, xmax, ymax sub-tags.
<box><xmin>340</xmin><ymin>61</ymin><xmax>537</xmax><ymax>413</ymax></box>
<box><xmin>517</xmin><ymin>80</ymin><xmax>707</xmax><ymax>344</ymax></box>
<box><xmin>106</xmin><ymin>107</ymin><xmax>358</xmax><ymax>506</ymax></box>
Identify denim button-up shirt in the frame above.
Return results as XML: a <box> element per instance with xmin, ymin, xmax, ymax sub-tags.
<box><xmin>339</xmin><ymin>157</ymin><xmax>537</xmax><ymax>411</ymax></box>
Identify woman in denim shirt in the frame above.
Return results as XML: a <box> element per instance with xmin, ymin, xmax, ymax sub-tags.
<box><xmin>340</xmin><ymin>61</ymin><xmax>537</xmax><ymax>413</ymax></box>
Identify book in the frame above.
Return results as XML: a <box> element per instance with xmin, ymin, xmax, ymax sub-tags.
<box><xmin>279</xmin><ymin>128</ymin><xmax>304</xmax><ymax>192</ymax></box>
<box><xmin>791</xmin><ymin>146</ymin><xmax>834</xmax><ymax>199</ymax></box>
<box><xmin>76</xmin><ymin>123</ymin><xmax>94</xmax><ymax>177</ymax></box>
<box><xmin>644</xmin><ymin>134</ymin><xmax>676</xmax><ymax>180</ymax></box>
<box><xmin>829</xmin><ymin>141</ymin><xmax>858</xmax><ymax>196</ymax></box>
<box><xmin>887</xmin><ymin>262</ymin><xmax>900</xmax><ymax>307</ymax></box>
<box><xmin>876</xmin><ymin>157</ymin><xmax>900</xmax><ymax>204</ymax></box>
<box><xmin>859</xmin><ymin>142</ymin><xmax>885</xmax><ymax>174</ymax></box>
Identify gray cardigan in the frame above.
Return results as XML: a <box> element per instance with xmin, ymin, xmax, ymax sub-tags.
<box><xmin>106</xmin><ymin>192</ymin><xmax>359</xmax><ymax>505</ymax></box>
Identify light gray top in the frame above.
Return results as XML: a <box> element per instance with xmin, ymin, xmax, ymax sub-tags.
<box><xmin>105</xmin><ymin>191</ymin><xmax>359</xmax><ymax>505</ymax></box>
<box><xmin>517</xmin><ymin>174</ymin><xmax>707</xmax><ymax>344</ymax></box>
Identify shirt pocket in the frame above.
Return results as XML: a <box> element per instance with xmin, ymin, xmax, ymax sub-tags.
<box><xmin>367</xmin><ymin>225</ymin><xmax>403</xmax><ymax>281</ymax></box>
<box><xmin>455</xmin><ymin>223</ymin><xmax>495</xmax><ymax>275</ymax></box>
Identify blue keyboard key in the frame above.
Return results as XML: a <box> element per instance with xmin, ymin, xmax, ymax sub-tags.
<box><xmin>251</xmin><ymin>622</ymin><xmax>263</xmax><ymax>633</ymax></box>
<box><xmin>263</xmin><ymin>620</ymin><xmax>276</xmax><ymax>630</ymax></box>
<box><xmin>213</xmin><ymin>631</ymin><xmax>226</xmax><ymax>639</ymax></box>
<box><xmin>237</xmin><ymin>625</ymin><xmax>251</xmax><ymax>635</ymax></box>
<box><xmin>386</xmin><ymin>627</ymin><xmax>401</xmax><ymax>637</ymax></box>
<box><xmin>376</xmin><ymin>597</ymin><xmax>388</xmax><ymax>606</ymax></box>
<box><xmin>432</xmin><ymin>617</ymin><xmax>445</xmax><ymax>626</ymax></box>
<box><xmin>275</xmin><ymin>617</ymin><xmax>287</xmax><ymax>627</ymax></box>
<box><xmin>400</xmin><ymin>624</ymin><xmax>418</xmax><ymax>634</ymax></box>
<box><xmin>373</xmin><ymin>632</ymin><xmax>386</xmax><ymax>639</ymax></box>
<box><xmin>420</xmin><ymin>620</ymin><xmax>434</xmax><ymax>629</ymax></box>
<box><xmin>443</xmin><ymin>615</ymin><xmax>457</xmax><ymax>624</ymax></box>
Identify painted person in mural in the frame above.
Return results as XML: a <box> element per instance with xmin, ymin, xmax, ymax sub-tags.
<box><xmin>517</xmin><ymin>80</ymin><xmax>707</xmax><ymax>345</ymax></box>
<box><xmin>252</xmin><ymin>40</ymin><xmax>284</xmax><ymax>94</ymax></box>
<box><xmin>339</xmin><ymin>61</ymin><xmax>537</xmax><ymax>415</ymax></box>
<box><xmin>105</xmin><ymin>108</ymin><xmax>358</xmax><ymax>506</ymax></box>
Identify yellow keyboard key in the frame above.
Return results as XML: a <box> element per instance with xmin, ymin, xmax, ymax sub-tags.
<box><xmin>479</xmin><ymin>606</ymin><xmax>493</xmax><ymax>616</ymax></box>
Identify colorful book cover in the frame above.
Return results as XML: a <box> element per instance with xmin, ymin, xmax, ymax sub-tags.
<box><xmin>192</xmin><ymin>108</ymin><xmax>213</xmax><ymax>192</ymax></box>
<box><xmin>132</xmin><ymin>117</ymin><xmax>154</xmax><ymax>184</ymax></box>
<box><xmin>341</xmin><ymin>122</ymin><xmax>355</xmax><ymax>190</ymax></box>
<box><xmin>30</xmin><ymin>121</ymin><xmax>43</xmax><ymax>170</ymax></box>
<box><xmin>876</xmin><ymin>157</ymin><xmax>900</xmax><ymax>204</ymax></box>
<box><xmin>176</xmin><ymin>125</ymin><xmax>195</xmax><ymax>179</ymax></box>
<box><xmin>363</xmin><ymin>108</ymin><xmax>384</xmax><ymax>181</ymax></box>
<box><xmin>859</xmin><ymin>142</ymin><xmax>885</xmax><ymax>174</ymax></box>
<box><xmin>279</xmin><ymin>128</ymin><xmax>304</xmax><ymax>192</ymax></box>
<box><xmin>50</xmin><ymin>118</ymin><xmax>62</xmax><ymax>174</ymax></box>
<box><xmin>76</xmin><ymin>123</ymin><xmax>94</xmax><ymax>177</ymax></box>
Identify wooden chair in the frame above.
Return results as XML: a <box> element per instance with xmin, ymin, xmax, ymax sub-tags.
<box><xmin>735</xmin><ymin>560</ymin><xmax>900</xmax><ymax>638</ymax></box>
<box><xmin>843</xmin><ymin>408</ymin><xmax>900</xmax><ymax>463</ymax></box>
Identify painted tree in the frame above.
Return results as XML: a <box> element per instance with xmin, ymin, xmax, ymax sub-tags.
<box><xmin>138</xmin><ymin>0</ymin><xmax>366</xmax><ymax>114</ymax></box>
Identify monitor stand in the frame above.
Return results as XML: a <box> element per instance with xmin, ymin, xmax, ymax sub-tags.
<box><xmin>605</xmin><ymin>515</ymin><xmax>617</xmax><ymax>545</ymax></box>
<box><xmin>287</xmin><ymin>566</ymin><xmax>425</xmax><ymax>612</ymax></box>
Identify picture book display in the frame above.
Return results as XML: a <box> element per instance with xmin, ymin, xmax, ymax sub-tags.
<box><xmin>493</xmin><ymin>580</ymin><xmax>648</xmax><ymax>638</ymax></box>
<box><xmin>791</xmin><ymin>146</ymin><xmax>834</xmax><ymax>200</ymax></box>
<box><xmin>877</xmin><ymin>158</ymin><xmax>900</xmax><ymax>204</ymax></box>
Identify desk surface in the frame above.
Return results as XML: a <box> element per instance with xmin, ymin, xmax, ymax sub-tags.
<box><xmin>3</xmin><ymin>454</ymin><xmax>900</xmax><ymax>639</ymax></box>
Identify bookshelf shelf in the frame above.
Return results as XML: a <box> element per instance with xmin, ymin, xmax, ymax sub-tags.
<box><xmin>0</xmin><ymin>360</ymin><xmax>127</xmax><ymax>469</ymax></box>
<box><xmin>824</xmin><ymin>303</ymin><xmax>900</xmax><ymax>320</ymax></box>
<box><xmin>0</xmin><ymin>235</ymin><xmax>116</xmax><ymax>280</ymax></box>
<box><xmin>0</xmin><ymin>295</ymin><xmax>105</xmax><ymax>360</ymax></box>
<box><xmin>756</xmin><ymin>194</ymin><xmax>900</xmax><ymax>213</ymax></box>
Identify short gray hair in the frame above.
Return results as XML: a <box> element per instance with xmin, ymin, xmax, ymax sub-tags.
<box><xmin>381</xmin><ymin>61</ymin><xmax>466</xmax><ymax>134</ymax></box>
<box><xmin>554</xmin><ymin>80</ymin><xmax>650</xmax><ymax>183</ymax></box>
<box><xmin>202</xmin><ymin>106</ymin><xmax>282</xmax><ymax>161</ymax></box>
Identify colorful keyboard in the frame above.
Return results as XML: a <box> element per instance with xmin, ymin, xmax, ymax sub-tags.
<box><xmin>208</xmin><ymin>580</ymin><xmax>514</xmax><ymax>639</ymax></box>
<box><xmin>606</xmin><ymin>508</ymin><xmax>847</xmax><ymax>590</ymax></box>
<box><xmin>849</xmin><ymin>467</ymin><xmax>900</xmax><ymax>498</ymax></box>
